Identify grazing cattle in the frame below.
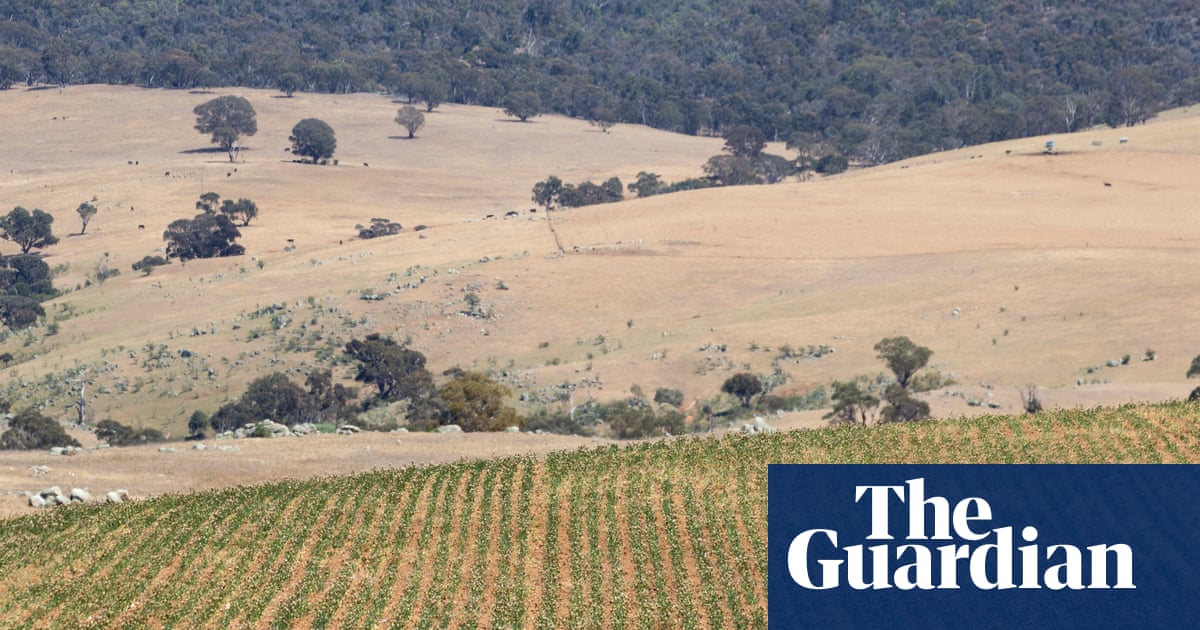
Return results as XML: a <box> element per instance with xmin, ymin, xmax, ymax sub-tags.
<box><xmin>505</xmin><ymin>210</ymin><xmax>519</xmax><ymax>217</ymax></box>
<box><xmin>138</xmin><ymin>224</ymin><xmax>145</xmax><ymax>230</ymax></box>
<box><xmin>286</xmin><ymin>238</ymin><xmax>295</xmax><ymax>244</ymax></box>
<box><xmin>485</xmin><ymin>214</ymin><xmax>495</xmax><ymax>219</ymax></box>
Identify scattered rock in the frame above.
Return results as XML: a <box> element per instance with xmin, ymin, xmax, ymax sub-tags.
<box><xmin>158</xmin><ymin>447</ymin><xmax>178</xmax><ymax>453</ymax></box>
<box><xmin>28</xmin><ymin>494</ymin><xmax>46</xmax><ymax>508</ymax></box>
<box><xmin>438</xmin><ymin>424</ymin><xmax>463</xmax><ymax>434</ymax></box>
<box><xmin>504</xmin><ymin>426</ymin><xmax>520</xmax><ymax>433</ymax></box>
<box><xmin>69</xmin><ymin>488</ymin><xmax>92</xmax><ymax>503</ymax></box>
<box><xmin>336</xmin><ymin>424</ymin><xmax>361</xmax><ymax>435</ymax></box>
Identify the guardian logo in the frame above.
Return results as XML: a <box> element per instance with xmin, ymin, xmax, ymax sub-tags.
<box><xmin>786</xmin><ymin>478</ymin><xmax>1135</xmax><ymax>591</ymax></box>
<box><xmin>769</xmin><ymin>465</ymin><xmax>1200</xmax><ymax>628</ymax></box>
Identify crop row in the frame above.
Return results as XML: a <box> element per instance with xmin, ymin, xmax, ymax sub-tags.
<box><xmin>1</xmin><ymin>401</ymin><xmax>1197</xmax><ymax>627</ymax></box>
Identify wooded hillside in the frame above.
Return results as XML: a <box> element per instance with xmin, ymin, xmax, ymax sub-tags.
<box><xmin>0</xmin><ymin>1</ymin><xmax>1197</xmax><ymax>160</ymax></box>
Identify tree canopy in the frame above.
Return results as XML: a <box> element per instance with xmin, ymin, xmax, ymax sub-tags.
<box><xmin>289</xmin><ymin>118</ymin><xmax>337</xmax><ymax>163</ymax></box>
<box><xmin>163</xmin><ymin>213</ymin><xmax>244</xmax><ymax>261</ymax></box>
<box><xmin>0</xmin><ymin>207</ymin><xmax>58</xmax><ymax>255</ymax></box>
<box><xmin>75</xmin><ymin>201</ymin><xmax>97</xmax><ymax>235</ymax></box>
<box><xmin>502</xmin><ymin>91</ymin><xmax>542</xmax><ymax>122</ymax></box>
<box><xmin>0</xmin><ymin>408</ymin><xmax>80</xmax><ymax>450</ymax></box>
<box><xmin>874</xmin><ymin>336</ymin><xmax>933</xmax><ymax>390</ymax></box>
<box><xmin>394</xmin><ymin>106</ymin><xmax>425</xmax><ymax>138</ymax></box>
<box><xmin>721</xmin><ymin>372</ymin><xmax>763</xmax><ymax>408</ymax></box>
<box><xmin>0</xmin><ymin>1</ymin><xmax>1196</xmax><ymax>164</ymax></box>
<box><xmin>193</xmin><ymin>95</ymin><xmax>257</xmax><ymax>163</ymax></box>
<box><xmin>219</xmin><ymin>198</ymin><xmax>259</xmax><ymax>227</ymax></box>
<box><xmin>440</xmin><ymin>371</ymin><xmax>522</xmax><ymax>432</ymax></box>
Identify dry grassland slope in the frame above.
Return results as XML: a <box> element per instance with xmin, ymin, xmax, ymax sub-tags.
<box><xmin>1</xmin><ymin>85</ymin><xmax>1199</xmax><ymax>438</ymax></box>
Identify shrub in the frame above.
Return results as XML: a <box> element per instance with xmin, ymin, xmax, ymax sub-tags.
<box><xmin>653</xmin><ymin>387</ymin><xmax>684</xmax><ymax>408</ymax></box>
<box><xmin>132</xmin><ymin>255</ymin><xmax>170</xmax><ymax>275</ymax></box>
<box><xmin>0</xmin><ymin>295</ymin><xmax>44</xmax><ymax>329</ymax></box>
<box><xmin>440</xmin><ymin>371</ymin><xmax>522</xmax><ymax>431</ymax></box>
<box><xmin>721</xmin><ymin>372</ymin><xmax>763</xmax><ymax>408</ymax></box>
<box><xmin>524</xmin><ymin>408</ymin><xmax>588</xmax><ymax>435</ymax></box>
<box><xmin>756</xmin><ymin>395</ymin><xmax>791</xmax><ymax>413</ymax></box>
<box><xmin>0</xmin><ymin>254</ymin><xmax>56</xmax><ymax>300</ymax></box>
<box><xmin>358</xmin><ymin>218</ymin><xmax>402</xmax><ymax>239</ymax></box>
<box><xmin>879</xmin><ymin>384</ymin><xmax>930</xmax><ymax>423</ymax></box>
<box><xmin>187</xmin><ymin>410</ymin><xmax>209</xmax><ymax>439</ymax></box>
<box><xmin>604</xmin><ymin>400</ymin><xmax>685</xmax><ymax>439</ymax></box>
<box><xmin>95</xmin><ymin>419</ymin><xmax>165</xmax><ymax>446</ymax></box>
<box><xmin>0</xmin><ymin>408</ymin><xmax>81</xmax><ymax>450</ymax></box>
<box><xmin>909</xmin><ymin>368</ymin><xmax>956</xmax><ymax>393</ymax></box>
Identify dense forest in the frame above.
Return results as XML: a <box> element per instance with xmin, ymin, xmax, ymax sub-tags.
<box><xmin>1</xmin><ymin>0</ymin><xmax>1198</xmax><ymax>163</ymax></box>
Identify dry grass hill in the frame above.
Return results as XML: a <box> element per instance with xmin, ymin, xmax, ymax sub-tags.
<box><xmin>2</xmin><ymin>85</ymin><xmax>1200</xmax><ymax>515</ymax></box>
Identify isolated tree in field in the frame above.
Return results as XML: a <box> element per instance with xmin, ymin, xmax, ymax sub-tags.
<box><xmin>277</xmin><ymin>72</ymin><xmax>302</xmax><ymax>97</ymax></box>
<box><xmin>503</xmin><ymin>90</ymin><xmax>542</xmax><ymax>122</ymax></box>
<box><xmin>219</xmin><ymin>198</ymin><xmax>259</xmax><ymax>226</ymax></box>
<box><xmin>163</xmin><ymin>213</ymin><xmax>244</xmax><ymax>261</ymax></box>
<box><xmin>394</xmin><ymin>106</ymin><xmax>425</xmax><ymax>138</ymax></box>
<box><xmin>874</xmin><ymin>336</ymin><xmax>933</xmax><ymax>389</ymax></box>
<box><xmin>290</xmin><ymin>118</ymin><xmax>337</xmax><ymax>163</ymax></box>
<box><xmin>588</xmin><ymin>105</ymin><xmax>618</xmax><ymax>133</ymax></box>
<box><xmin>440</xmin><ymin>371</ymin><xmax>523</xmax><ymax>431</ymax></box>
<box><xmin>722</xmin><ymin>372</ymin><xmax>763</xmax><ymax>408</ymax></box>
<box><xmin>824</xmin><ymin>381</ymin><xmax>879</xmax><ymax>425</ymax></box>
<box><xmin>75</xmin><ymin>201</ymin><xmax>97</xmax><ymax>235</ymax></box>
<box><xmin>0</xmin><ymin>207</ymin><xmax>59</xmax><ymax>254</ymax></box>
<box><xmin>193</xmin><ymin>95</ymin><xmax>258</xmax><ymax>162</ymax></box>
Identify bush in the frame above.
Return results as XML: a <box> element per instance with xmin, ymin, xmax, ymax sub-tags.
<box><xmin>524</xmin><ymin>408</ymin><xmax>588</xmax><ymax>435</ymax></box>
<box><xmin>0</xmin><ymin>254</ymin><xmax>56</xmax><ymax>300</ymax></box>
<box><xmin>605</xmin><ymin>400</ymin><xmax>685</xmax><ymax>439</ymax></box>
<box><xmin>440</xmin><ymin>371</ymin><xmax>522</xmax><ymax>431</ymax></box>
<box><xmin>0</xmin><ymin>409</ymin><xmax>81</xmax><ymax>450</ymax></box>
<box><xmin>909</xmin><ymin>369</ymin><xmax>956</xmax><ymax>393</ymax></box>
<box><xmin>879</xmin><ymin>384</ymin><xmax>930</xmax><ymax>423</ymax></box>
<box><xmin>0</xmin><ymin>295</ymin><xmax>44</xmax><ymax>329</ymax></box>
<box><xmin>358</xmin><ymin>218</ymin><xmax>402</xmax><ymax>239</ymax></box>
<box><xmin>756</xmin><ymin>395</ymin><xmax>791</xmax><ymax>414</ymax></box>
<box><xmin>132</xmin><ymin>255</ymin><xmax>170</xmax><ymax>275</ymax></box>
<box><xmin>653</xmin><ymin>387</ymin><xmax>684</xmax><ymax>408</ymax></box>
<box><xmin>95</xmin><ymin>419</ymin><xmax>165</xmax><ymax>446</ymax></box>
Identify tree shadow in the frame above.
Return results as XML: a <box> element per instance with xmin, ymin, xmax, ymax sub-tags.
<box><xmin>179</xmin><ymin>147</ymin><xmax>228</xmax><ymax>155</ymax></box>
<box><xmin>387</xmin><ymin>135</ymin><xmax>419</xmax><ymax>140</ymax></box>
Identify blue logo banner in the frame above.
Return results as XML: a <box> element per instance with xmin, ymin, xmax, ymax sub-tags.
<box><xmin>769</xmin><ymin>465</ymin><xmax>1200</xmax><ymax>628</ymax></box>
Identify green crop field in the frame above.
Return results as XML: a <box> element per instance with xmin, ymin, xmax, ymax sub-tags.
<box><xmin>2</xmin><ymin>401</ymin><xmax>1199</xmax><ymax>628</ymax></box>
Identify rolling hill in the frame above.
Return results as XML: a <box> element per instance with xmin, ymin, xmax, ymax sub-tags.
<box><xmin>2</xmin><ymin>85</ymin><xmax>1199</xmax><ymax>440</ymax></box>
